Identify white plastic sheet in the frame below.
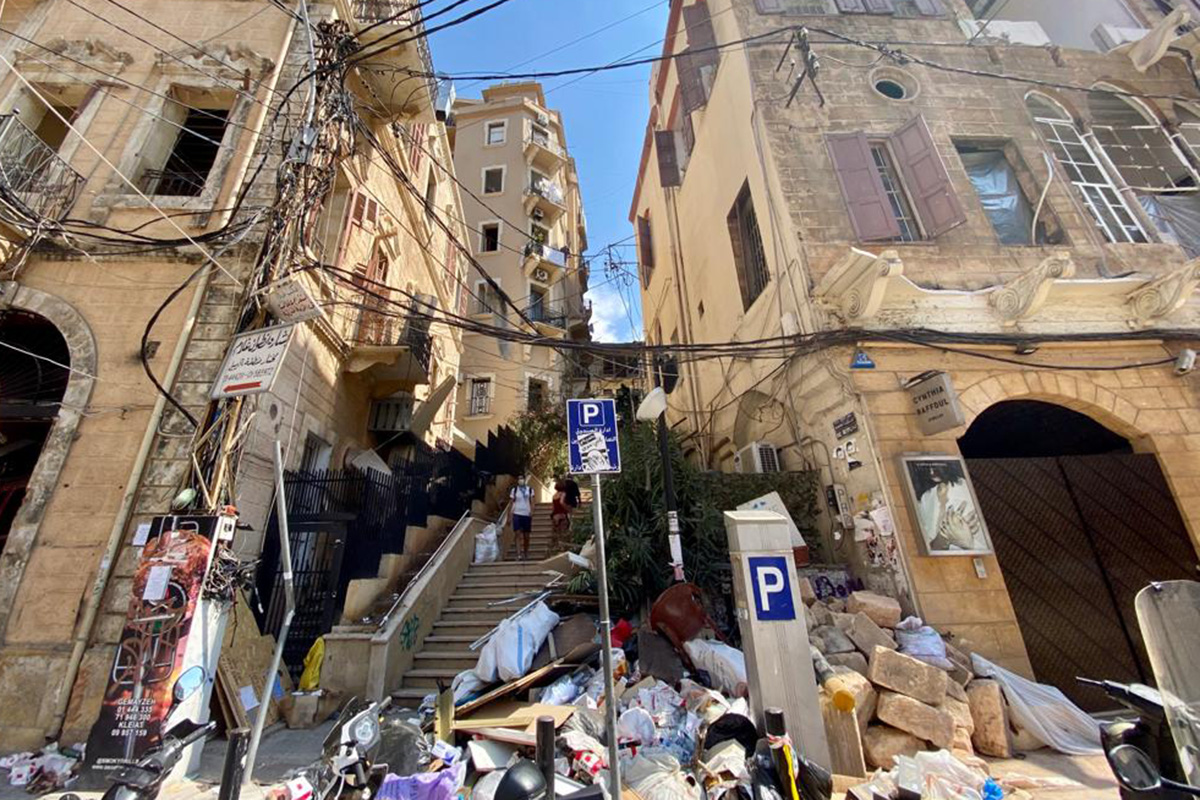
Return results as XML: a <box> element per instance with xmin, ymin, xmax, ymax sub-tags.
<box><xmin>684</xmin><ymin>640</ymin><xmax>748</xmax><ymax>697</ymax></box>
<box><xmin>474</xmin><ymin>523</ymin><xmax>500</xmax><ymax>563</ymax></box>
<box><xmin>960</xmin><ymin>150</ymin><xmax>1036</xmax><ymax>245</ymax></box>
<box><xmin>971</xmin><ymin>653</ymin><xmax>1102</xmax><ymax>755</ymax></box>
<box><xmin>474</xmin><ymin>602</ymin><xmax>560</xmax><ymax>683</ymax></box>
<box><xmin>624</xmin><ymin>753</ymin><xmax>701</xmax><ymax>800</ymax></box>
<box><xmin>895</xmin><ymin>617</ymin><xmax>953</xmax><ymax>670</ymax></box>
<box><xmin>1138</xmin><ymin>193</ymin><xmax>1200</xmax><ymax>257</ymax></box>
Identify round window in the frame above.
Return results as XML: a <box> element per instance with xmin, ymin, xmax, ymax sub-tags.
<box><xmin>875</xmin><ymin>79</ymin><xmax>907</xmax><ymax>100</ymax></box>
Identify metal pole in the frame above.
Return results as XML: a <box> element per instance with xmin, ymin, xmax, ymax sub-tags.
<box><xmin>536</xmin><ymin>716</ymin><xmax>556</xmax><ymax>800</ymax></box>
<box><xmin>245</xmin><ymin>440</ymin><xmax>297</xmax><ymax>784</ymax></box>
<box><xmin>218</xmin><ymin>727</ymin><xmax>250</xmax><ymax>800</ymax></box>
<box><xmin>654</xmin><ymin>358</ymin><xmax>683</xmax><ymax>582</ymax></box>
<box><xmin>591</xmin><ymin>473</ymin><xmax>622</xmax><ymax>798</ymax></box>
<box><xmin>765</xmin><ymin>708</ymin><xmax>799</xmax><ymax>798</ymax></box>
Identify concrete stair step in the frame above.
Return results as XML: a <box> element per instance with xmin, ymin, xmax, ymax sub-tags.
<box><xmin>423</xmin><ymin>635</ymin><xmax>480</xmax><ymax>645</ymax></box>
<box><xmin>392</xmin><ymin>688</ymin><xmax>433</xmax><ymax>704</ymax></box>
<box><xmin>469</xmin><ymin>561</ymin><xmax>553</xmax><ymax>571</ymax></box>
<box><xmin>401</xmin><ymin>668</ymin><xmax>463</xmax><ymax>689</ymax></box>
<box><xmin>456</xmin><ymin>580</ymin><xmax>554</xmax><ymax>593</ymax></box>
<box><xmin>439</xmin><ymin>607</ymin><xmax>515</xmax><ymax>620</ymax></box>
<box><xmin>448</xmin><ymin>594</ymin><xmax>548</xmax><ymax>609</ymax></box>
<box><xmin>414</xmin><ymin>651</ymin><xmax>479</xmax><ymax>666</ymax></box>
<box><xmin>431</xmin><ymin>620</ymin><xmax>497</xmax><ymax>637</ymax></box>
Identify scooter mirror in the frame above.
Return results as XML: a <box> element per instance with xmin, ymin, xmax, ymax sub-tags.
<box><xmin>172</xmin><ymin>666</ymin><xmax>207</xmax><ymax>706</ymax></box>
<box><xmin>1109</xmin><ymin>744</ymin><xmax>1162</xmax><ymax>792</ymax></box>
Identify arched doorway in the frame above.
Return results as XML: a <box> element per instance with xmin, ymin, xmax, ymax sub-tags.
<box><xmin>0</xmin><ymin>310</ymin><xmax>69</xmax><ymax>556</ymax></box>
<box><xmin>959</xmin><ymin>400</ymin><xmax>1197</xmax><ymax>710</ymax></box>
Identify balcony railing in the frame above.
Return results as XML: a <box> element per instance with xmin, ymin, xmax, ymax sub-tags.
<box><xmin>140</xmin><ymin>166</ymin><xmax>207</xmax><ymax>197</ymax></box>
<box><xmin>352</xmin><ymin>0</ymin><xmax>413</xmax><ymax>23</ymax></box>
<box><xmin>347</xmin><ymin>0</ymin><xmax>438</xmax><ymax>117</ymax></box>
<box><xmin>352</xmin><ymin>311</ymin><xmax>433</xmax><ymax>371</ymax></box>
<box><xmin>526</xmin><ymin>178</ymin><xmax>565</xmax><ymax>207</ymax></box>
<box><xmin>526</xmin><ymin>302</ymin><xmax>567</xmax><ymax>329</ymax></box>
<box><xmin>0</xmin><ymin>114</ymin><xmax>85</xmax><ymax>222</ymax></box>
<box><xmin>524</xmin><ymin>241</ymin><xmax>568</xmax><ymax>268</ymax></box>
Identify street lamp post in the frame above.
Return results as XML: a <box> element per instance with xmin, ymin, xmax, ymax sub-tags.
<box><xmin>637</xmin><ymin>356</ymin><xmax>684</xmax><ymax>581</ymax></box>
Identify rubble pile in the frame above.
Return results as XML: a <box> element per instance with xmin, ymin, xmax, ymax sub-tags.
<box><xmin>0</xmin><ymin>743</ymin><xmax>82</xmax><ymax>792</ymax></box>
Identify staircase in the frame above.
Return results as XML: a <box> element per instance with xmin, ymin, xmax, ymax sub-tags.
<box><xmin>390</xmin><ymin>501</ymin><xmax>589</xmax><ymax>705</ymax></box>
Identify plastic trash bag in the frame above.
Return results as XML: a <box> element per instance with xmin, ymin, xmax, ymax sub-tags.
<box><xmin>377</xmin><ymin>761</ymin><xmax>465</xmax><ymax>800</ymax></box>
<box><xmin>617</xmin><ymin>707</ymin><xmax>657</xmax><ymax>745</ymax></box>
<box><xmin>625</xmin><ymin>753</ymin><xmax>702</xmax><ymax>800</ymax></box>
<box><xmin>971</xmin><ymin>653</ymin><xmax>1102</xmax><ymax>755</ymax></box>
<box><xmin>298</xmin><ymin>637</ymin><xmax>324</xmax><ymax>691</ymax></box>
<box><xmin>894</xmin><ymin>618</ymin><xmax>953</xmax><ymax>670</ymax></box>
<box><xmin>684</xmin><ymin>639</ymin><xmax>748</xmax><ymax>697</ymax></box>
<box><xmin>451</xmin><ymin>668</ymin><xmax>487</xmax><ymax>704</ymax></box>
<box><xmin>540</xmin><ymin>671</ymin><xmax>589</xmax><ymax>705</ymax></box>
<box><xmin>474</xmin><ymin>523</ymin><xmax>500</xmax><ymax>564</ymax></box>
<box><xmin>475</xmin><ymin>602</ymin><xmax>561</xmax><ymax>682</ymax></box>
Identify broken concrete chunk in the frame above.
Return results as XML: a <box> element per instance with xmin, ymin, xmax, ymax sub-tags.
<box><xmin>799</xmin><ymin>576</ymin><xmax>817</xmax><ymax>606</ymax></box>
<box><xmin>826</xmin><ymin>651</ymin><xmax>869</xmax><ymax>677</ymax></box>
<box><xmin>940</xmin><ymin>695</ymin><xmax>974</xmax><ymax>734</ymax></box>
<box><xmin>810</xmin><ymin>603</ymin><xmax>834</xmax><ymax>628</ymax></box>
<box><xmin>846</xmin><ymin>591</ymin><xmax>902</xmax><ymax>628</ymax></box>
<box><xmin>847</xmin><ymin>611</ymin><xmax>898</xmax><ymax>656</ymax></box>
<box><xmin>810</xmin><ymin>624</ymin><xmax>856</xmax><ymax>655</ymax></box>
<box><xmin>966</xmin><ymin>679</ymin><xmax>1012</xmax><ymax>758</ymax></box>
<box><xmin>862</xmin><ymin>725</ymin><xmax>924</xmax><ymax>770</ymax></box>
<box><xmin>945</xmin><ymin>677</ymin><xmax>968</xmax><ymax>703</ymax></box>
<box><xmin>832</xmin><ymin>611</ymin><xmax>856</xmax><ymax>632</ymax></box>
<box><xmin>875</xmin><ymin>691</ymin><xmax>956</xmax><ymax>749</ymax></box>
<box><xmin>943</xmin><ymin>639</ymin><xmax>975</xmax><ymax>686</ymax></box>
<box><xmin>827</xmin><ymin>597</ymin><xmax>846</xmax><ymax>613</ymax></box>
<box><xmin>952</xmin><ymin>726</ymin><xmax>975</xmax><ymax>755</ymax></box>
<box><xmin>868</xmin><ymin>646</ymin><xmax>949</xmax><ymax>705</ymax></box>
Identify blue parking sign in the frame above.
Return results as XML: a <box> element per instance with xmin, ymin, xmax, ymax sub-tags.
<box><xmin>567</xmin><ymin>399</ymin><xmax>621</xmax><ymax>474</ymax></box>
<box><xmin>748</xmin><ymin>556</ymin><xmax>796</xmax><ymax>621</ymax></box>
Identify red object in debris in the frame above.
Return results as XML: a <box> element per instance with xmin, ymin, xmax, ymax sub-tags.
<box><xmin>650</xmin><ymin>582</ymin><xmax>717</xmax><ymax>666</ymax></box>
<box><xmin>793</xmin><ymin>545</ymin><xmax>810</xmax><ymax>567</ymax></box>
<box><xmin>611</xmin><ymin>618</ymin><xmax>633</xmax><ymax>647</ymax></box>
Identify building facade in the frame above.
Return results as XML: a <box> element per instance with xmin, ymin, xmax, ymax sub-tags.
<box><xmin>0</xmin><ymin>0</ymin><xmax>467</xmax><ymax>749</ymax></box>
<box><xmin>448</xmin><ymin>83</ymin><xmax>591</xmax><ymax>447</ymax></box>
<box><xmin>632</xmin><ymin>0</ymin><xmax>1200</xmax><ymax>701</ymax></box>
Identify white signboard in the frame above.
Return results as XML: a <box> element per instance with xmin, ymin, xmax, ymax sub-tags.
<box><xmin>266</xmin><ymin>277</ymin><xmax>324</xmax><ymax>323</ymax></box>
<box><xmin>211</xmin><ymin>324</ymin><xmax>296</xmax><ymax>399</ymax></box>
<box><xmin>906</xmin><ymin>370</ymin><xmax>966</xmax><ymax>435</ymax></box>
<box><xmin>737</xmin><ymin>491</ymin><xmax>807</xmax><ymax>548</ymax></box>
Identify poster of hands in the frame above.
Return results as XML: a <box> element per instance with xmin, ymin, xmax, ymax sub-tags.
<box><xmin>899</xmin><ymin>454</ymin><xmax>994</xmax><ymax>556</ymax></box>
<box><xmin>575</xmin><ymin>429</ymin><xmax>612</xmax><ymax>472</ymax></box>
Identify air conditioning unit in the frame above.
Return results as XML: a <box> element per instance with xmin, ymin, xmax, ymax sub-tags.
<box><xmin>734</xmin><ymin>441</ymin><xmax>781</xmax><ymax>474</ymax></box>
<box><xmin>533</xmin><ymin>267</ymin><xmax>550</xmax><ymax>282</ymax></box>
<box><xmin>532</xmin><ymin>207</ymin><xmax>545</xmax><ymax>221</ymax></box>
<box><xmin>536</xmin><ymin>112</ymin><xmax>550</xmax><ymax>126</ymax></box>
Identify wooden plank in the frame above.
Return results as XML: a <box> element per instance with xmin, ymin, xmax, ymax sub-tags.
<box><xmin>454</xmin><ymin>643</ymin><xmax>600</xmax><ymax>718</ymax></box>
<box><xmin>435</xmin><ymin>688</ymin><xmax>454</xmax><ymax>744</ymax></box>
<box><xmin>821</xmin><ymin>696</ymin><xmax>867</xmax><ymax>778</ymax></box>
<box><xmin>460</xmin><ymin>700</ymin><xmax>575</xmax><ymax>729</ymax></box>
<box><xmin>219</xmin><ymin>596</ymin><xmax>289</xmax><ymax>726</ymax></box>
<box><xmin>456</xmin><ymin>726</ymin><xmax>537</xmax><ymax>747</ymax></box>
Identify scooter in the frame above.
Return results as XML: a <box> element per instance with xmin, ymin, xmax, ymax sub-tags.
<box><xmin>308</xmin><ymin>698</ymin><xmax>390</xmax><ymax>800</ymax></box>
<box><xmin>100</xmin><ymin>666</ymin><xmax>214</xmax><ymax>800</ymax></box>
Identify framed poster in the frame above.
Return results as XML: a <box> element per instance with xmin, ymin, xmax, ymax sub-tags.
<box><xmin>898</xmin><ymin>454</ymin><xmax>993</xmax><ymax>556</ymax></box>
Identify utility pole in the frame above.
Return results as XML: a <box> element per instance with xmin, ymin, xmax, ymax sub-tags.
<box><xmin>638</xmin><ymin>355</ymin><xmax>684</xmax><ymax>581</ymax></box>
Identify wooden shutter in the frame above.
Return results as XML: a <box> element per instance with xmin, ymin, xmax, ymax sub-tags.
<box><xmin>656</xmin><ymin>131</ymin><xmax>682</xmax><ymax>189</ymax></box>
<box><xmin>912</xmin><ymin>0</ymin><xmax>944</xmax><ymax>15</ymax></box>
<box><xmin>678</xmin><ymin>50</ymin><xmax>708</xmax><ymax>114</ymax></box>
<box><xmin>683</xmin><ymin>3</ymin><xmax>719</xmax><ymax>69</ymax></box>
<box><xmin>827</xmin><ymin>132</ymin><xmax>902</xmax><ymax>241</ymax></box>
<box><xmin>755</xmin><ymin>0</ymin><xmax>785</xmax><ymax>11</ymax></box>
<box><xmin>864</xmin><ymin>0</ymin><xmax>895</xmax><ymax>13</ymax></box>
<box><xmin>835</xmin><ymin>0</ymin><xmax>867</xmax><ymax>12</ymax></box>
<box><xmin>889</xmin><ymin>115</ymin><xmax>966</xmax><ymax>237</ymax></box>
<box><xmin>638</xmin><ymin>214</ymin><xmax>654</xmax><ymax>288</ymax></box>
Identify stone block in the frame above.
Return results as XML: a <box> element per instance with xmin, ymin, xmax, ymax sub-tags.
<box><xmin>862</xmin><ymin>725</ymin><xmax>923</xmax><ymax>770</ymax></box>
<box><xmin>952</xmin><ymin>726</ymin><xmax>975</xmax><ymax>755</ymax></box>
<box><xmin>829</xmin><ymin>667</ymin><xmax>877</xmax><ymax>733</ymax></box>
<box><xmin>799</xmin><ymin>576</ymin><xmax>817</xmax><ymax>605</ymax></box>
<box><xmin>966</xmin><ymin>679</ymin><xmax>1012</xmax><ymax>758</ymax></box>
<box><xmin>810</xmin><ymin>624</ymin><xmax>856</xmax><ymax>655</ymax></box>
<box><xmin>847</xmin><ymin>591</ymin><xmax>902</xmax><ymax>628</ymax></box>
<box><xmin>940</xmin><ymin>695</ymin><xmax>974</xmax><ymax>734</ymax></box>
<box><xmin>944</xmin><ymin>639</ymin><xmax>974</xmax><ymax>686</ymax></box>
<box><xmin>868</xmin><ymin>646</ymin><xmax>949</xmax><ymax>705</ymax></box>
<box><xmin>875</xmin><ymin>691</ymin><xmax>955</xmax><ymax>749</ymax></box>
<box><xmin>945</xmin><ymin>677</ymin><xmax>968</xmax><ymax>703</ymax></box>
<box><xmin>848</xmin><ymin>611</ymin><xmax>898</xmax><ymax>655</ymax></box>
<box><xmin>827</xmin><ymin>597</ymin><xmax>846</xmax><ymax>613</ymax></box>
<box><xmin>826</xmin><ymin>651</ymin><xmax>869</xmax><ymax>677</ymax></box>
<box><xmin>810</xmin><ymin>603</ymin><xmax>834</xmax><ymax>628</ymax></box>
<box><xmin>832</xmin><ymin>611</ymin><xmax>856</xmax><ymax>632</ymax></box>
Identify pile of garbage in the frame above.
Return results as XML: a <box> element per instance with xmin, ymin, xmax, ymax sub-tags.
<box><xmin>0</xmin><ymin>743</ymin><xmax>82</xmax><ymax>792</ymax></box>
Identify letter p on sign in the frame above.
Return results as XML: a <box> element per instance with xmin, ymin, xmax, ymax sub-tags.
<box><xmin>581</xmin><ymin>402</ymin><xmax>601</xmax><ymax>424</ymax></box>
<box><xmin>748</xmin><ymin>556</ymin><xmax>796</xmax><ymax>621</ymax></box>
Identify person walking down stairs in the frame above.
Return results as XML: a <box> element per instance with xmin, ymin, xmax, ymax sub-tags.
<box><xmin>510</xmin><ymin>475</ymin><xmax>535</xmax><ymax>560</ymax></box>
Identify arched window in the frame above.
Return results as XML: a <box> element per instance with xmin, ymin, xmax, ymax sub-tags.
<box><xmin>1087</xmin><ymin>89</ymin><xmax>1196</xmax><ymax>190</ymax></box>
<box><xmin>1025</xmin><ymin>94</ymin><xmax>1147</xmax><ymax>243</ymax></box>
<box><xmin>1175</xmin><ymin>103</ymin><xmax>1200</xmax><ymax>161</ymax></box>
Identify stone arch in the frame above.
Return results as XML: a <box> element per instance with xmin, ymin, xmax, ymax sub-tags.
<box><xmin>0</xmin><ymin>282</ymin><xmax>97</xmax><ymax>641</ymax></box>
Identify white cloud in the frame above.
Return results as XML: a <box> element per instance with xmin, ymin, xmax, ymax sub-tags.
<box><xmin>586</xmin><ymin>282</ymin><xmax>641</xmax><ymax>342</ymax></box>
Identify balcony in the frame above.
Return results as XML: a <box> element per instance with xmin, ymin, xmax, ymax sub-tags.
<box><xmin>0</xmin><ymin>114</ymin><xmax>85</xmax><ymax>224</ymax></box>
<box><xmin>523</xmin><ymin>178</ymin><xmax>567</xmax><ymax>225</ymax></box>
<box><xmin>337</xmin><ymin>0</ymin><xmax>439</xmax><ymax>120</ymax></box>
<box><xmin>523</xmin><ymin>241</ymin><xmax>568</xmax><ymax>282</ymax></box>
<box><xmin>526</xmin><ymin>301</ymin><xmax>567</xmax><ymax>338</ymax></box>
<box><xmin>343</xmin><ymin>310</ymin><xmax>433</xmax><ymax>397</ymax></box>
<box><xmin>524</xmin><ymin>129</ymin><xmax>566</xmax><ymax>174</ymax></box>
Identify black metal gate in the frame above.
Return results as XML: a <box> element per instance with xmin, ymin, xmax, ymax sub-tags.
<box><xmin>967</xmin><ymin>454</ymin><xmax>1198</xmax><ymax>711</ymax></box>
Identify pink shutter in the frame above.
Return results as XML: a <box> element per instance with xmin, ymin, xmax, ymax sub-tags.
<box><xmin>864</xmin><ymin>0</ymin><xmax>895</xmax><ymax>12</ymax></box>
<box><xmin>912</xmin><ymin>0</ymin><xmax>944</xmax><ymax>15</ymax></box>
<box><xmin>655</xmin><ymin>130</ymin><xmax>682</xmax><ymax>188</ymax></box>
<box><xmin>835</xmin><ymin>0</ymin><xmax>867</xmax><ymax>12</ymax></box>
<box><xmin>889</xmin><ymin>115</ymin><xmax>966</xmax><ymax>238</ymax></box>
<box><xmin>827</xmin><ymin>132</ymin><xmax>902</xmax><ymax>242</ymax></box>
<box><xmin>683</xmin><ymin>3</ymin><xmax>719</xmax><ymax>68</ymax></box>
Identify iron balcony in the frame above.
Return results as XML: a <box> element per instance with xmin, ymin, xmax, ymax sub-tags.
<box><xmin>0</xmin><ymin>114</ymin><xmax>85</xmax><ymax>224</ymax></box>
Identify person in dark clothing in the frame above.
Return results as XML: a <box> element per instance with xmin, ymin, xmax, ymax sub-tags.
<box><xmin>563</xmin><ymin>476</ymin><xmax>581</xmax><ymax>510</ymax></box>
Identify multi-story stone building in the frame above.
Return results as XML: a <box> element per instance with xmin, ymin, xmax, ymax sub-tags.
<box><xmin>632</xmin><ymin>0</ymin><xmax>1200</xmax><ymax>706</ymax></box>
<box><xmin>0</xmin><ymin>0</ymin><xmax>468</xmax><ymax>749</ymax></box>
<box><xmin>448</xmin><ymin>82</ymin><xmax>592</xmax><ymax>447</ymax></box>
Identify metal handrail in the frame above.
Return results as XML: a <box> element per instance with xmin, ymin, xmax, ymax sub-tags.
<box><xmin>524</xmin><ymin>241</ymin><xmax>568</xmax><ymax>268</ymax></box>
<box><xmin>0</xmin><ymin>114</ymin><xmax>85</xmax><ymax>221</ymax></box>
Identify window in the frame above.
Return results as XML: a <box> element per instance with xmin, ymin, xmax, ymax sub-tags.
<box><xmin>955</xmin><ymin>141</ymin><xmax>1060</xmax><ymax>246</ymax></box>
<box><xmin>424</xmin><ymin>170</ymin><xmax>437</xmax><ymax>218</ymax></box>
<box><xmin>485</xmin><ymin>120</ymin><xmax>507</xmax><ymax>145</ymax></box>
<box><xmin>1087</xmin><ymin>89</ymin><xmax>1195</xmax><ymax>191</ymax></box>
<box><xmin>1026</xmin><ymin>95</ymin><xmax>1147</xmax><ymax>243</ymax></box>
<box><xmin>754</xmin><ymin>0</ymin><xmax>945</xmax><ymax>16</ymax></box>
<box><xmin>530</xmin><ymin>124</ymin><xmax>551</xmax><ymax>147</ymax></box>
<box><xmin>141</xmin><ymin>93</ymin><xmax>231</xmax><ymax>196</ymax></box>
<box><xmin>483</xmin><ymin>166</ymin><xmax>505</xmax><ymax>194</ymax></box>
<box><xmin>350</xmin><ymin>192</ymin><xmax>379</xmax><ymax>229</ymax></box>
<box><xmin>527</xmin><ymin>378</ymin><xmax>548</xmax><ymax>411</ymax></box>
<box><xmin>726</xmin><ymin>181</ymin><xmax>770</xmax><ymax>310</ymax></box>
<box><xmin>29</xmin><ymin>103</ymin><xmax>78</xmax><ymax>152</ymax></box>
<box><xmin>468</xmin><ymin>377</ymin><xmax>492</xmax><ymax>416</ymax></box>
<box><xmin>472</xmin><ymin>279</ymin><xmax>499</xmax><ymax>315</ymax></box>
<box><xmin>299</xmin><ymin>432</ymin><xmax>333</xmax><ymax>474</ymax></box>
<box><xmin>965</xmin><ymin>0</ymin><xmax>1141</xmax><ymax>51</ymax></box>
<box><xmin>530</xmin><ymin>222</ymin><xmax>549</xmax><ymax>245</ymax></box>
<box><xmin>528</xmin><ymin>285</ymin><xmax>548</xmax><ymax>321</ymax></box>
<box><xmin>637</xmin><ymin>213</ymin><xmax>654</xmax><ymax>288</ymax></box>
<box><xmin>827</xmin><ymin>116</ymin><xmax>966</xmax><ymax>242</ymax></box>
<box><xmin>1175</xmin><ymin>104</ymin><xmax>1200</xmax><ymax>161</ymax></box>
<box><xmin>480</xmin><ymin>222</ymin><xmax>501</xmax><ymax>253</ymax></box>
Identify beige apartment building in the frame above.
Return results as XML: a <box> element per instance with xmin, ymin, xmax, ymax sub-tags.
<box><xmin>0</xmin><ymin>0</ymin><xmax>468</xmax><ymax>749</ymax></box>
<box><xmin>448</xmin><ymin>83</ymin><xmax>592</xmax><ymax>448</ymax></box>
<box><xmin>633</xmin><ymin>0</ymin><xmax>1200</xmax><ymax>707</ymax></box>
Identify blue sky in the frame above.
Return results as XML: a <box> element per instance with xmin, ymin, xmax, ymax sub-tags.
<box><xmin>429</xmin><ymin>0</ymin><xmax>669</xmax><ymax>342</ymax></box>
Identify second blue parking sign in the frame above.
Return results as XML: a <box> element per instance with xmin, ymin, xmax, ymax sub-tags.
<box><xmin>567</xmin><ymin>398</ymin><xmax>621</xmax><ymax>474</ymax></box>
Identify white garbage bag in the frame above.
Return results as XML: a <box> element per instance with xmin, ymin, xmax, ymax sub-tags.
<box><xmin>895</xmin><ymin>617</ymin><xmax>953</xmax><ymax>670</ymax></box>
<box><xmin>625</xmin><ymin>753</ymin><xmax>701</xmax><ymax>800</ymax></box>
<box><xmin>475</xmin><ymin>602</ymin><xmax>561</xmax><ymax>683</ymax></box>
<box><xmin>617</xmin><ymin>707</ymin><xmax>657</xmax><ymax>745</ymax></box>
<box><xmin>474</xmin><ymin>523</ymin><xmax>500</xmax><ymax>563</ymax></box>
<box><xmin>684</xmin><ymin>639</ymin><xmax>748</xmax><ymax>697</ymax></box>
<box><xmin>971</xmin><ymin>653</ymin><xmax>1102</xmax><ymax>755</ymax></box>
